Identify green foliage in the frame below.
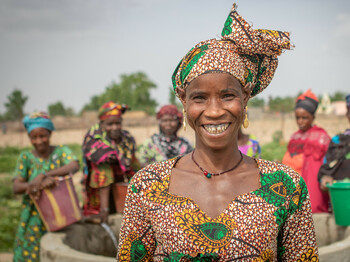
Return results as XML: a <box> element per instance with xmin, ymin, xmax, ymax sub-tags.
<box><xmin>82</xmin><ymin>72</ymin><xmax>158</xmax><ymax>115</ymax></box>
<box><xmin>248</xmin><ymin>97</ymin><xmax>265</xmax><ymax>108</ymax></box>
<box><xmin>268</xmin><ymin>96</ymin><xmax>295</xmax><ymax>113</ymax></box>
<box><xmin>48</xmin><ymin>101</ymin><xmax>74</xmax><ymax>116</ymax></box>
<box><xmin>168</xmin><ymin>86</ymin><xmax>182</xmax><ymax>109</ymax></box>
<box><xmin>261</xmin><ymin>141</ymin><xmax>287</xmax><ymax>162</ymax></box>
<box><xmin>0</xmin><ymin>146</ymin><xmax>24</xmax><ymax>173</ymax></box>
<box><xmin>330</xmin><ymin>91</ymin><xmax>347</xmax><ymax>102</ymax></box>
<box><xmin>4</xmin><ymin>89</ymin><xmax>28</xmax><ymax>121</ymax></box>
<box><xmin>0</xmin><ymin>175</ymin><xmax>21</xmax><ymax>252</ymax></box>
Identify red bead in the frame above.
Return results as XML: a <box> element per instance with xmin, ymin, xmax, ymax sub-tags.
<box><xmin>203</xmin><ymin>171</ymin><xmax>208</xmax><ymax>176</ymax></box>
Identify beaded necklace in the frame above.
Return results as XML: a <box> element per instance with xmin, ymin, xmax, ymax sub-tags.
<box><xmin>191</xmin><ymin>150</ymin><xmax>243</xmax><ymax>178</ymax></box>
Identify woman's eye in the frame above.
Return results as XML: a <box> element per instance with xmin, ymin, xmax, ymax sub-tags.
<box><xmin>193</xmin><ymin>96</ymin><xmax>205</xmax><ymax>101</ymax></box>
<box><xmin>223</xmin><ymin>94</ymin><xmax>235</xmax><ymax>99</ymax></box>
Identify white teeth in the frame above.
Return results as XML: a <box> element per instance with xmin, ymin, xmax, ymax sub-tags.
<box><xmin>204</xmin><ymin>124</ymin><xmax>229</xmax><ymax>134</ymax></box>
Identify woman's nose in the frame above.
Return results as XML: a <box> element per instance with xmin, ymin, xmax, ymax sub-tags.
<box><xmin>204</xmin><ymin>99</ymin><xmax>224</xmax><ymax>118</ymax></box>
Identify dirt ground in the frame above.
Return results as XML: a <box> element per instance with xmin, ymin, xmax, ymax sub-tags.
<box><xmin>0</xmin><ymin>114</ymin><xmax>347</xmax><ymax>148</ymax></box>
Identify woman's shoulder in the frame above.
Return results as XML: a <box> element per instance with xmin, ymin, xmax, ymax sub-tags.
<box><xmin>17</xmin><ymin>149</ymin><xmax>34</xmax><ymax>159</ymax></box>
<box><xmin>256</xmin><ymin>158</ymin><xmax>304</xmax><ymax>186</ymax></box>
<box><xmin>121</xmin><ymin>129</ymin><xmax>136</xmax><ymax>141</ymax></box>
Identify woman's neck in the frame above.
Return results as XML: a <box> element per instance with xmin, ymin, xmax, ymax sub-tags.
<box><xmin>34</xmin><ymin>146</ymin><xmax>54</xmax><ymax>159</ymax></box>
<box><xmin>193</xmin><ymin>143</ymin><xmax>241</xmax><ymax>172</ymax></box>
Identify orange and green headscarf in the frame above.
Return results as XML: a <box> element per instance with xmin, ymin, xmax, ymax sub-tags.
<box><xmin>172</xmin><ymin>3</ymin><xmax>292</xmax><ymax>98</ymax></box>
<box><xmin>98</xmin><ymin>101</ymin><xmax>129</xmax><ymax>120</ymax></box>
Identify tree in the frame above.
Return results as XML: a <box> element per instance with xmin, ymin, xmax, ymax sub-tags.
<box><xmin>4</xmin><ymin>89</ymin><xmax>28</xmax><ymax>121</ymax></box>
<box><xmin>248</xmin><ymin>97</ymin><xmax>265</xmax><ymax>108</ymax></box>
<box><xmin>268</xmin><ymin>96</ymin><xmax>295</xmax><ymax>113</ymax></box>
<box><xmin>82</xmin><ymin>72</ymin><xmax>158</xmax><ymax>115</ymax></box>
<box><xmin>48</xmin><ymin>101</ymin><xmax>73</xmax><ymax>116</ymax></box>
<box><xmin>168</xmin><ymin>86</ymin><xmax>182</xmax><ymax>109</ymax></box>
<box><xmin>330</xmin><ymin>91</ymin><xmax>347</xmax><ymax>102</ymax></box>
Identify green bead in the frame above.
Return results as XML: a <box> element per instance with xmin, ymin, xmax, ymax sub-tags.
<box><xmin>207</xmin><ymin>173</ymin><xmax>212</xmax><ymax>178</ymax></box>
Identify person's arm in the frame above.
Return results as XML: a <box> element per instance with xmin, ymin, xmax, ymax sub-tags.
<box><xmin>278</xmin><ymin>176</ymin><xmax>319</xmax><ymax>261</ymax></box>
<box><xmin>12</xmin><ymin>151</ymin><xmax>29</xmax><ymax>195</ymax></box>
<box><xmin>39</xmin><ymin>145</ymin><xmax>79</xmax><ymax>191</ymax></box>
<box><xmin>117</xmin><ymin>172</ymin><xmax>156</xmax><ymax>260</ymax></box>
<box><xmin>318</xmin><ymin>137</ymin><xmax>339</xmax><ymax>191</ymax></box>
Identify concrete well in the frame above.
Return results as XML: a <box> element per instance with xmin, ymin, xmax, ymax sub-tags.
<box><xmin>41</xmin><ymin>213</ymin><xmax>350</xmax><ymax>261</ymax></box>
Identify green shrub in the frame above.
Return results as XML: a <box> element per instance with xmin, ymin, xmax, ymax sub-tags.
<box><xmin>0</xmin><ymin>176</ymin><xmax>21</xmax><ymax>252</ymax></box>
<box><xmin>261</xmin><ymin>141</ymin><xmax>287</xmax><ymax>162</ymax></box>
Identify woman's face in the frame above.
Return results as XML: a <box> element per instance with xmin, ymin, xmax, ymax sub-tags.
<box><xmin>180</xmin><ymin>73</ymin><xmax>249</xmax><ymax>150</ymax></box>
<box><xmin>101</xmin><ymin>116</ymin><xmax>122</xmax><ymax>141</ymax></box>
<box><xmin>295</xmin><ymin>108</ymin><xmax>314</xmax><ymax>132</ymax></box>
<box><xmin>29</xmin><ymin>128</ymin><xmax>51</xmax><ymax>154</ymax></box>
<box><xmin>159</xmin><ymin>114</ymin><xmax>179</xmax><ymax>137</ymax></box>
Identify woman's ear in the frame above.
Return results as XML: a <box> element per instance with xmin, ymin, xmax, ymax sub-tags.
<box><xmin>177</xmin><ymin>87</ymin><xmax>187</xmax><ymax>108</ymax></box>
<box><xmin>242</xmin><ymin>82</ymin><xmax>252</xmax><ymax>107</ymax></box>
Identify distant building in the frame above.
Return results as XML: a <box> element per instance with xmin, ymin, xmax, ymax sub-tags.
<box><xmin>317</xmin><ymin>93</ymin><xmax>333</xmax><ymax>114</ymax></box>
<box><xmin>332</xmin><ymin>101</ymin><xmax>347</xmax><ymax>116</ymax></box>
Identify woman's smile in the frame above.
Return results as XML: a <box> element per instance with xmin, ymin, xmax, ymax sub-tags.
<box><xmin>202</xmin><ymin>123</ymin><xmax>230</xmax><ymax>134</ymax></box>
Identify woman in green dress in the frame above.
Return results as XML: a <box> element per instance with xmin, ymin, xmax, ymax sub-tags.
<box><xmin>12</xmin><ymin>112</ymin><xmax>79</xmax><ymax>262</ymax></box>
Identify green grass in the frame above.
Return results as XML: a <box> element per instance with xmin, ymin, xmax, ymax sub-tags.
<box><xmin>0</xmin><ymin>175</ymin><xmax>21</xmax><ymax>252</ymax></box>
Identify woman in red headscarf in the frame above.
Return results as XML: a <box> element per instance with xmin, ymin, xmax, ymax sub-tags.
<box><xmin>138</xmin><ymin>104</ymin><xmax>193</xmax><ymax>167</ymax></box>
<box><xmin>282</xmin><ymin>90</ymin><xmax>330</xmax><ymax>213</ymax></box>
<box><xmin>82</xmin><ymin>102</ymin><xmax>139</xmax><ymax>222</ymax></box>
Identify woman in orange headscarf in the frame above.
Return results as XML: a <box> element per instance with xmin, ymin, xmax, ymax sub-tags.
<box><xmin>82</xmin><ymin>102</ymin><xmax>139</xmax><ymax>222</ymax></box>
<box><xmin>283</xmin><ymin>90</ymin><xmax>330</xmax><ymax>213</ymax></box>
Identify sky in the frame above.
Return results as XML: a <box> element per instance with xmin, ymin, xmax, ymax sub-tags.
<box><xmin>0</xmin><ymin>0</ymin><xmax>349</xmax><ymax>114</ymax></box>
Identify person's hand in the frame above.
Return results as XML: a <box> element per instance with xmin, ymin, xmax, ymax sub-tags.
<box><xmin>26</xmin><ymin>174</ymin><xmax>45</xmax><ymax>199</ymax></box>
<box><xmin>320</xmin><ymin>176</ymin><xmax>333</xmax><ymax>192</ymax></box>
<box><xmin>40</xmin><ymin>176</ymin><xmax>58</xmax><ymax>190</ymax></box>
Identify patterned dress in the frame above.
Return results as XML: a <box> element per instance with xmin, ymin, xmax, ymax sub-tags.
<box><xmin>118</xmin><ymin>158</ymin><xmax>318</xmax><ymax>261</ymax></box>
<box><xmin>82</xmin><ymin>123</ymin><xmax>138</xmax><ymax>215</ymax></box>
<box><xmin>238</xmin><ymin>134</ymin><xmax>261</xmax><ymax>158</ymax></box>
<box><xmin>13</xmin><ymin>145</ymin><xmax>77</xmax><ymax>262</ymax></box>
<box><xmin>137</xmin><ymin>133</ymin><xmax>193</xmax><ymax>167</ymax></box>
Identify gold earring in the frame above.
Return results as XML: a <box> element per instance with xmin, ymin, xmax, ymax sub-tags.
<box><xmin>243</xmin><ymin>107</ymin><xmax>249</xmax><ymax>128</ymax></box>
<box><xmin>182</xmin><ymin>108</ymin><xmax>187</xmax><ymax>131</ymax></box>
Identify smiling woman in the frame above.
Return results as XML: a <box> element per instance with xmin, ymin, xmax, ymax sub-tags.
<box><xmin>117</xmin><ymin>3</ymin><xmax>319</xmax><ymax>261</ymax></box>
<box><xmin>12</xmin><ymin>112</ymin><xmax>79</xmax><ymax>262</ymax></box>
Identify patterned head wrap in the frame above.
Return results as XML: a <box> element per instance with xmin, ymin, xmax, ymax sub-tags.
<box><xmin>156</xmin><ymin>105</ymin><xmax>183</xmax><ymax>120</ymax></box>
<box><xmin>295</xmin><ymin>89</ymin><xmax>319</xmax><ymax>115</ymax></box>
<box><xmin>98</xmin><ymin>101</ymin><xmax>129</xmax><ymax>121</ymax></box>
<box><xmin>156</xmin><ymin>104</ymin><xmax>183</xmax><ymax>132</ymax></box>
<box><xmin>346</xmin><ymin>94</ymin><xmax>350</xmax><ymax>108</ymax></box>
<box><xmin>172</xmin><ymin>4</ymin><xmax>291</xmax><ymax>98</ymax></box>
<box><xmin>22</xmin><ymin>112</ymin><xmax>55</xmax><ymax>134</ymax></box>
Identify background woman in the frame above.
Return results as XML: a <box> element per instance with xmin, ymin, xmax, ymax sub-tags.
<box><xmin>237</xmin><ymin>126</ymin><xmax>261</xmax><ymax>158</ymax></box>
<box><xmin>138</xmin><ymin>104</ymin><xmax>193</xmax><ymax>167</ymax></box>
<box><xmin>12</xmin><ymin>112</ymin><xmax>79</xmax><ymax>262</ymax></box>
<box><xmin>318</xmin><ymin>94</ymin><xmax>350</xmax><ymax>191</ymax></box>
<box><xmin>82</xmin><ymin>101</ymin><xmax>138</xmax><ymax>222</ymax></box>
<box><xmin>118</xmin><ymin>4</ymin><xmax>318</xmax><ymax>261</ymax></box>
<box><xmin>282</xmin><ymin>89</ymin><xmax>330</xmax><ymax>213</ymax></box>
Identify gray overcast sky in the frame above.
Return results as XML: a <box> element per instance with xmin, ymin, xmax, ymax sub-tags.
<box><xmin>1</xmin><ymin>0</ymin><xmax>349</xmax><ymax>114</ymax></box>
